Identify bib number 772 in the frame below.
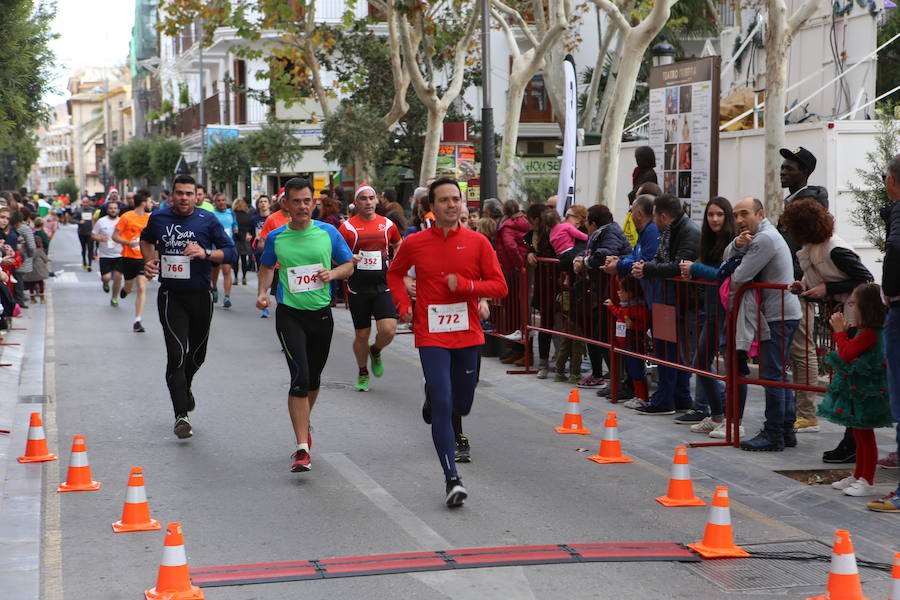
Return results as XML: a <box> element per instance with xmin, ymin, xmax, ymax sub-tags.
<box><xmin>427</xmin><ymin>302</ymin><xmax>469</xmax><ymax>333</ymax></box>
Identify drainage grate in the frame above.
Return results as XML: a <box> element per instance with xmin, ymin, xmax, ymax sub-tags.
<box><xmin>19</xmin><ymin>395</ymin><xmax>49</xmax><ymax>404</ymax></box>
<box><xmin>319</xmin><ymin>381</ymin><xmax>353</xmax><ymax>390</ymax></box>
<box><xmin>685</xmin><ymin>539</ymin><xmax>888</xmax><ymax>591</ymax></box>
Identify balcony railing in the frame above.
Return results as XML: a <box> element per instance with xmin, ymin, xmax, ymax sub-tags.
<box><xmin>175</xmin><ymin>94</ymin><xmax>221</xmax><ymax>137</ymax></box>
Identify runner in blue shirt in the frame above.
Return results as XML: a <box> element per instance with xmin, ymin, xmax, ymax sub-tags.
<box><xmin>211</xmin><ymin>192</ymin><xmax>238</xmax><ymax>307</ymax></box>
<box><xmin>140</xmin><ymin>174</ymin><xmax>237</xmax><ymax>439</ymax></box>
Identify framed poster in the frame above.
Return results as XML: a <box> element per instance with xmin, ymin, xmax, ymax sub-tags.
<box><xmin>648</xmin><ymin>57</ymin><xmax>720</xmax><ymax>224</ymax></box>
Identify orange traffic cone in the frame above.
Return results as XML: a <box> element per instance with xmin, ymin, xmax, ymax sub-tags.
<box><xmin>145</xmin><ymin>523</ymin><xmax>204</xmax><ymax>600</ymax></box>
<box><xmin>17</xmin><ymin>411</ymin><xmax>57</xmax><ymax>463</ymax></box>
<box><xmin>806</xmin><ymin>530</ymin><xmax>869</xmax><ymax>600</ymax></box>
<box><xmin>57</xmin><ymin>435</ymin><xmax>101</xmax><ymax>492</ymax></box>
<box><xmin>113</xmin><ymin>467</ymin><xmax>161</xmax><ymax>533</ymax></box>
<box><xmin>888</xmin><ymin>552</ymin><xmax>900</xmax><ymax>600</ymax></box>
<box><xmin>687</xmin><ymin>486</ymin><xmax>749</xmax><ymax>558</ymax></box>
<box><xmin>555</xmin><ymin>389</ymin><xmax>591</xmax><ymax>435</ymax></box>
<box><xmin>655</xmin><ymin>446</ymin><xmax>705</xmax><ymax>507</ymax></box>
<box><xmin>587</xmin><ymin>412</ymin><xmax>633</xmax><ymax>464</ymax></box>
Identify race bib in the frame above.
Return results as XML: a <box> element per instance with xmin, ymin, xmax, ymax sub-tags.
<box><xmin>427</xmin><ymin>302</ymin><xmax>469</xmax><ymax>333</ymax></box>
<box><xmin>161</xmin><ymin>255</ymin><xmax>190</xmax><ymax>279</ymax></box>
<box><xmin>287</xmin><ymin>264</ymin><xmax>324</xmax><ymax>293</ymax></box>
<box><xmin>81</xmin><ymin>211</ymin><xmax>93</xmax><ymax>221</ymax></box>
<box><xmin>358</xmin><ymin>250</ymin><xmax>382</xmax><ymax>271</ymax></box>
<box><xmin>106</xmin><ymin>239</ymin><xmax>118</xmax><ymax>250</ymax></box>
<box><xmin>615</xmin><ymin>321</ymin><xmax>627</xmax><ymax>338</ymax></box>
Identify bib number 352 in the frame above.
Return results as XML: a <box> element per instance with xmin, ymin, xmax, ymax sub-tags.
<box><xmin>161</xmin><ymin>255</ymin><xmax>190</xmax><ymax>279</ymax></box>
<box><xmin>427</xmin><ymin>302</ymin><xmax>469</xmax><ymax>333</ymax></box>
<box><xmin>287</xmin><ymin>264</ymin><xmax>324</xmax><ymax>293</ymax></box>
<box><xmin>358</xmin><ymin>250</ymin><xmax>382</xmax><ymax>271</ymax></box>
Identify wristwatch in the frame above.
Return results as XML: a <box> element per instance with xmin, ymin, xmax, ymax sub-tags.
<box><xmin>204</xmin><ymin>248</ymin><xmax>212</xmax><ymax>259</ymax></box>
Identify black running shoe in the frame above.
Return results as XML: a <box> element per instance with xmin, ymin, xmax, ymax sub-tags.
<box><xmin>120</xmin><ymin>289</ymin><xmax>128</xmax><ymax>299</ymax></box>
<box><xmin>455</xmin><ymin>435</ymin><xmax>471</xmax><ymax>463</ymax></box>
<box><xmin>421</xmin><ymin>384</ymin><xmax>432</xmax><ymax>424</ymax></box>
<box><xmin>103</xmin><ymin>281</ymin><xmax>110</xmax><ymax>293</ymax></box>
<box><xmin>174</xmin><ymin>416</ymin><xmax>192</xmax><ymax>439</ymax></box>
<box><xmin>133</xmin><ymin>321</ymin><xmax>145</xmax><ymax>333</ymax></box>
<box><xmin>445</xmin><ymin>477</ymin><xmax>467</xmax><ymax>508</ymax></box>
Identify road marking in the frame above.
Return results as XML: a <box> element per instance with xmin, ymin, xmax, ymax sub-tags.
<box><xmin>321</xmin><ymin>452</ymin><xmax>536</xmax><ymax>600</ymax></box>
<box><xmin>41</xmin><ymin>291</ymin><xmax>63</xmax><ymax>600</ymax></box>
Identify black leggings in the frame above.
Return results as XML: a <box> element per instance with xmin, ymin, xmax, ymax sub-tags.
<box><xmin>78</xmin><ymin>234</ymin><xmax>93</xmax><ymax>266</ymax></box>
<box><xmin>236</xmin><ymin>254</ymin><xmax>251</xmax><ymax>279</ymax></box>
<box><xmin>157</xmin><ymin>289</ymin><xmax>214</xmax><ymax>417</ymax></box>
<box><xmin>275</xmin><ymin>304</ymin><xmax>334</xmax><ymax>397</ymax></box>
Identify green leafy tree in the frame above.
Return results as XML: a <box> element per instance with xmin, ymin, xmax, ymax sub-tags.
<box><xmin>149</xmin><ymin>137</ymin><xmax>183</xmax><ymax>181</ymax></box>
<box><xmin>848</xmin><ymin>114</ymin><xmax>900</xmax><ymax>252</ymax></box>
<box><xmin>110</xmin><ymin>146</ymin><xmax>129</xmax><ymax>182</ymax></box>
<box><xmin>322</xmin><ymin>103</ymin><xmax>392</xmax><ymax>184</ymax></box>
<box><xmin>54</xmin><ymin>176</ymin><xmax>78</xmax><ymax>199</ymax></box>
<box><xmin>244</xmin><ymin>121</ymin><xmax>304</xmax><ymax>181</ymax></box>
<box><xmin>204</xmin><ymin>136</ymin><xmax>250</xmax><ymax>191</ymax></box>
<box><xmin>124</xmin><ymin>138</ymin><xmax>153</xmax><ymax>182</ymax></box>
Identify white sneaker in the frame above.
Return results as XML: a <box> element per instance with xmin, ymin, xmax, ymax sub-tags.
<box><xmin>536</xmin><ymin>366</ymin><xmax>549</xmax><ymax>379</ymax></box>
<box><xmin>690</xmin><ymin>417</ymin><xmax>719</xmax><ymax>434</ymax></box>
<box><xmin>503</xmin><ymin>330</ymin><xmax>523</xmax><ymax>342</ymax></box>
<box><xmin>843</xmin><ymin>480</ymin><xmax>878</xmax><ymax>496</ymax></box>
<box><xmin>831</xmin><ymin>475</ymin><xmax>859</xmax><ymax>490</ymax></box>
<box><xmin>623</xmin><ymin>398</ymin><xmax>648</xmax><ymax>410</ymax></box>
<box><xmin>709</xmin><ymin>422</ymin><xmax>745</xmax><ymax>439</ymax></box>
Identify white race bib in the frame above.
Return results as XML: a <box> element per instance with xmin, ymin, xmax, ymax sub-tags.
<box><xmin>427</xmin><ymin>302</ymin><xmax>469</xmax><ymax>333</ymax></box>
<box><xmin>161</xmin><ymin>255</ymin><xmax>190</xmax><ymax>279</ymax></box>
<box><xmin>358</xmin><ymin>250</ymin><xmax>382</xmax><ymax>271</ymax></box>
<box><xmin>615</xmin><ymin>321</ymin><xmax>627</xmax><ymax>338</ymax></box>
<box><xmin>81</xmin><ymin>211</ymin><xmax>93</xmax><ymax>221</ymax></box>
<box><xmin>106</xmin><ymin>238</ymin><xmax>118</xmax><ymax>250</ymax></box>
<box><xmin>287</xmin><ymin>264</ymin><xmax>324</xmax><ymax>293</ymax></box>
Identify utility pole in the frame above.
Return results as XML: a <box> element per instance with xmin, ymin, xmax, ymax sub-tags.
<box><xmin>479</xmin><ymin>0</ymin><xmax>497</xmax><ymax>207</ymax></box>
<box><xmin>198</xmin><ymin>16</ymin><xmax>206</xmax><ymax>187</ymax></box>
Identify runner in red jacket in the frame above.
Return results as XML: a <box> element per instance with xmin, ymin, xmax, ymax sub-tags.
<box><xmin>387</xmin><ymin>178</ymin><xmax>507</xmax><ymax>507</ymax></box>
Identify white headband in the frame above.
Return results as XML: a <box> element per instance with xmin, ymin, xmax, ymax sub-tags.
<box><xmin>355</xmin><ymin>185</ymin><xmax>375</xmax><ymax>200</ymax></box>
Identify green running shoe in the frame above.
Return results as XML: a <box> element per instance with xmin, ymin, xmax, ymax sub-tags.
<box><xmin>369</xmin><ymin>346</ymin><xmax>384</xmax><ymax>377</ymax></box>
<box><xmin>355</xmin><ymin>373</ymin><xmax>370</xmax><ymax>392</ymax></box>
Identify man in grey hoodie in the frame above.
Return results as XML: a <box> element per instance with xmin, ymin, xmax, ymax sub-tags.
<box><xmin>724</xmin><ymin>197</ymin><xmax>801</xmax><ymax>451</ymax></box>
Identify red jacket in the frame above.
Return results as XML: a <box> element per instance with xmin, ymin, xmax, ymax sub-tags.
<box><xmin>495</xmin><ymin>215</ymin><xmax>530</xmax><ymax>271</ymax></box>
<box><xmin>387</xmin><ymin>225</ymin><xmax>508</xmax><ymax>348</ymax></box>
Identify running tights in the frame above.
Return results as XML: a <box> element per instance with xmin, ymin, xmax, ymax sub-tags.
<box><xmin>852</xmin><ymin>428</ymin><xmax>877</xmax><ymax>485</ymax></box>
<box><xmin>419</xmin><ymin>346</ymin><xmax>480</xmax><ymax>480</ymax></box>
<box><xmin>275</xmin><ymin>304</ymin><xmax>333</xmax><ymax>397</ymax></box>
<box><xmin>78</xmin><ymin>234</ymin><xmax>93</xmax><ymax>266</ymax></box>
<box><xmin>157</xmin><ymin>289</ymin><xmax>213</xmax><ymax>417</ymax></box>
<box><xmin>236</xmin><ymin>254</ymin><xmax>251</xmax><ymax>280</ymax></box>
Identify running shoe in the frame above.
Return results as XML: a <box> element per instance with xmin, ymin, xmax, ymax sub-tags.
<box><xmin>355</xmin><ymin>373</ymin><xmax>370</xmax><ymax>392</ymax></box>
<box><xmin>831</xmin><ymin>475</ymin><xmax>859</xmax><ymax>490</ymax></box>
<box><xmin>866</xmin><ymin>491</ymin><xmax>900</xmax><ymax>512</ymax></box>
<box><xmin>793</xmin><ymin>416</ymin><xmax>820</xmax><ymax>433</ymax></box>
<box><xmin>110</xmin><ymin>298</ymin><xmax>118</xmax><ymax>307</ymax></box>
<box><xmin>133</xmin><ymin>321</ymin><xmax>145</xmax><ymax>333</ymax></box>
<box><xmin>445</xmin><ymin>477</ymin><xmax>467</xmax><ymax>508</ymax></box>
<box><xmin>577</xmin><ymin>375</ymin><xmax>606</xmax><ymax>388</ymax></box>
<box><xmin>844</xmin><ymin>480</ymin><xmax>877</xmax><ymax>496</ymax></box>
<box><xmin>690</xmin><ymin>417</ymin><xmax>719</xmax><ymax>434</ymax></box>
<box><xmin>635</xmin><ymin>405</ymin><xmax>675</xmax><ymax>416</ymax></box>
<box><xmin>369</xmin><ymin>345</ymin><xmax>384</xmax><ymax>377</ymax></box>
<box><xmin>622</xmin><ymin>398</ymin><xmax>649</xmax><ymax>410</ymax></box>
<box><xmin>86</xmin><ymin>265</ymin><xmax>92</xmax><ymax>272</ymax></box>
<box><xmin>103</xmin><ymin>281</ymin><xmax>110</xmax><ymax>293</ymax></box>
<box><xmin>740</xmin><ymin>430</ymin><xmax>784</xmax><ymax>452</ymax></box>
<box><xmin>709</xmin><ymin>422</ymin><xmax>745</xmax><ymax>439</ymax></box>
<box><xmin>260</xmin><ymin>308</ymin><xmax>269</xmax><ymax>318</ymax></box>
<box><xmin>674</xmin><ymin>409</ymin><xmax>707</xmax><ymax>424</ymax></box>
<box><xmin>120</xmin><ymin>289</ymin><xmax>128</xmax><ymax>299</ymax></box>
<box><xmin>173</xmin><ymin>416</ymin><xmax>192</xmax><ymax>439</ymax></box>
<box><xmin>223</xmin><ymin>296</ymin><xmax>232</xmax><ymax>309</ymax></box>
<box><xmin>455</xmin><ymin>435</ymin><xmax>471</xmax><ymax>463</ymax></box>
<box><xmin>291</xmin><ymin>449</ymin><xmax>311</xmax><ymax>472</ymax></box>
<box><xmin>211</xmin><ymin>288</ymin><xmax>219</xmax><ymax>303</ymax></box>
<box><xmin>877</xmin><ymin>451</ymin><xmax>899</xmax><ymax>469</ymax></box>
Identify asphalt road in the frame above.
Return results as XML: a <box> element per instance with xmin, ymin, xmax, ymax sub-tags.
<box><xmin>40</xmin><ymin>223</ymin><xmax>898</xmax><ymax>599</ymax></box>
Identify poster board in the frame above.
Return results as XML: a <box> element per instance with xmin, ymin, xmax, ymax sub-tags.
<box><xmin>648</xmin><ymin>57</ymin><xmax>720</xmax><ymax>224</ymax></box>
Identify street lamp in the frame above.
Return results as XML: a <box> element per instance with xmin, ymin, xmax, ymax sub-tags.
<box><xmin>650</xmin><ymin>37</ymin><xmax>677</xmax><ymax>67</ymax></box>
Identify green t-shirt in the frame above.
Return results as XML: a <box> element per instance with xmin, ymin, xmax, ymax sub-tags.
<box><xmin>198</xmin><ymin>201</ymin><xmax>215</xmax><ymax>212</ymax></box>
<box><xmin>260</xmin><ymin>220</ymin><xmax>353</xmax><ymax>311</ymax></box>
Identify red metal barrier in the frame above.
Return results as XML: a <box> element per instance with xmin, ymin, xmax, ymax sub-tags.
<box><xmin>486</xmin><ymin>268</ymin><xmax>535</xmax><ymax>373</ymax></box>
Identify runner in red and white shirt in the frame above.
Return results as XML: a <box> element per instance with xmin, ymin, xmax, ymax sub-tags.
<box><xmin>339</xmin><ymin>184</ymin><xmax>402</xmax><ymax>391</ymax></box>
<box><xmin>387</xmin><ymin>177</ymin><xmax>507</xmax><ymax>508</ymax></box>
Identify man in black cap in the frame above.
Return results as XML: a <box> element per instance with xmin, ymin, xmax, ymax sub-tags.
<box><xmin>779</xmin><ymin>146</ymin><xmax>828</xmax><ymax>211</ymax></box>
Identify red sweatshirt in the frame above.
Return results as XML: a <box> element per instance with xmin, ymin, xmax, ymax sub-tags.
<box><xmin>387</xmin><ymin>225</ymin><xmax>508</xmax><ymax>348</ymax></box>
<box><xmin>834</xmin><ymin>328</ymin><xmax>878</xmax><ymax>363</ymax></box>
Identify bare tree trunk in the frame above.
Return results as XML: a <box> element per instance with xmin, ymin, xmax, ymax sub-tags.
<box><xmin>498</xmin><ymin>76</ymin><xmax>529</xmax><ymax>202</ymax></box>
<box><xmin>593</xmin><ymin>30</ymin><xmax>626</xmax><ymax>133</ymax></box>
<box><xmin>763</xmin><ymin>0</ymin><xmax>788</xmax><ymax>217</ymax></box>
<box><xmin>544</xmin><ymin>44</ymin><xmax>568</xmax><ymax>134</ymax></box>
<box><xmin>420</xmin><ymin>105</ymin><xmax>447</xmax><ymax>185</ymax></box>
<box><xmin>580</xmin><ymin>13</ymin><xmax>616</xmax><ymax>130</ymax></box>
<box><xmin>302</xmin><ymin>3</ymin><xmax>332</xmax><ymax>120</ymax></box>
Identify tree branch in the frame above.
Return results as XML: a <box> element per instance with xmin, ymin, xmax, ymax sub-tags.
<box><xmin>399</xmin><ymin>14</ymin><xmax>433</xmax><ymax>103</ymax></box>
<box><xmin>439</xmin><ymin>1</ymin><xmax>482</xmax><ymax>110</ymax></box>
<box><xmin>787</xmin><ymin>0</ymin><xmax>823</xmax><ymax>35</ymax></box>
<box><xmin>591</xmin><ymin>0</ymin><xmax>631</xmax><ymax>33</ymax></box>
<box><xmin>383</xmin><ymin>5</ymin><xmax>410</xmax><ymax>129</ymax></box>
<box><xmin>492</xmin><ymin>0</ymin><xmax>541</xmax><ymax>50</ymax></box>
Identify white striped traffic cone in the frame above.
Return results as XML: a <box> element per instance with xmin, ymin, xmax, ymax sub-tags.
<box><xmin>555</xmin><ymin>389</ymin><xmax>591</xmax><ymax>435</ymax></box>
<box><xmin>687</xmin><ymin>486</ymin><xmax>749</xmax><ymax>558</ymax></box>
<box><xmin>655</xmin><ymin>446</ymin><xmax>705</xmax><ymax>507</ymax></box>
<box><xmin>113</xmin><ymin>467</ymin><xmax>160</xmax><ymax>533</ymax></box>
<box><xmin>888</xmin><ymin>552</ymin><xmax>899</xmax><ymax>600</ymax></box>
<box><xmin>806</xmin><ymin>530</ymin><xmax>869</xmax><ymax>600</ymax></box>
<box><xmin>17</xmin><ymin>411</ymin><xmax>56</xmax><ymax>463</ymax></box>
<box><xmin>587</xmin><ymin>412</ymin><xmax>633</xmax><ymax>463</ymax></box>
<box><xmin>57</xmin><ymin>435</ymin><xmax>101</xmax><ymax>492</ymax></box>
<box><xmin>145</xmin><ymin>522</ymin><xmax>204</xmax><ymax>600</ymax></box>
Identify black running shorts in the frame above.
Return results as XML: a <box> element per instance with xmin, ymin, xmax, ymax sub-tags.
<box><xmin>120</xmin><ymin>257</ymin><xmax>146</xmax><ymax>281</ymax></box>
<box><xmin>347</xmin><ymin>290</ymin><xmax>398</xmax><ymax>330</ymax></box>
<box><xmin>98</xmin><ymin>257</ymin><xmax>122</xmax><ymax>276</ymax></box>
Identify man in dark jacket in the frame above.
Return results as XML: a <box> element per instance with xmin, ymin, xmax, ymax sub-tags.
<box><xmin>632</xmin><ymin>194</ymin><xmax>700</xmax><ymax>414</ymax></box>
<box><xmin>778</xmin><ymin>146</ymin><xmax>829</xmax><ymax>278</ymax></box>
<box><xmin>867</xmin><ymin>154</ymin><xmax>900</xmax><ymax>512</ymax></box>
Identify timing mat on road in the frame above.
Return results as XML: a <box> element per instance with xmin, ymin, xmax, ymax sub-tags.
<box><xmin>189</xmin><ymin>542</ymin><xmax>701</xmax><ymax>587</ymax></box>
